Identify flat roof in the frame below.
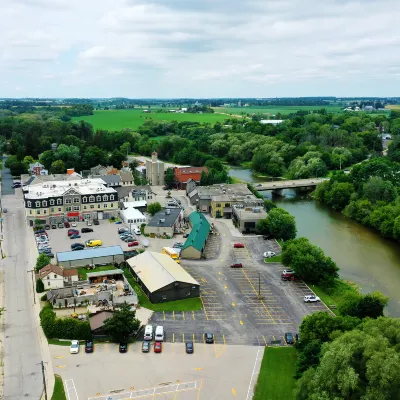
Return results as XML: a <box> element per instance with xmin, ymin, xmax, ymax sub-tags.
<box><xmin>57</xmin><ymin>246</ymin><xmax>124</xmax><ymax>262</ymax></box>
<box><xmin>87</xmin><ymin>269</ymin><xmax>124</xmax><ymax>278</ymax></box>
<box><xmin>147</xmin><ymin>208</ymin><xmax>182</xmax><ymax>228</ymax></box>
<box><xmin>127</xmin><ymin>252</ymin><xmax>199</xmax><ymax>293</ymax></box>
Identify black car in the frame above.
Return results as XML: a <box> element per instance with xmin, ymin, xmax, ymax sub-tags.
<box><xmin>35</xmin><ymin>229</ymin><xmax>46</xmax><ymax>234</ymax></box>
<box><xmin>204</xmin><ymin>332</ymin><xmax>214</xmax><ymax>344</ymax></box>
<box><xmin>44</xmin><ymin>225</ymin><xmax>50</xmax><ymax>230</ymax></box>
<box><xmin>39</xmin><ymin>248</ymin><xmax>52</xmax><ymax>254</ymax></box>
<box><xmin>46</xmin><ymin>252</ymin><xmax>54</xmax><ymax>258</ymax></box>
<box><xmin>85</xmin><ymin>340</ymin><xmax>94</xmax><ymax>353</ymax></box>
<box><xmin>284</xmin><ymin>332</ymin><xmax>294</xmax><ymax>345</ymax></box>
<box><xmin>93</xmin><ymin>219</ymin><xmax>99</xmax><ymax>225</ymax></box>
<box><xmin>185</xmin><ymin>341</ymin><xmax>194</xmax><ymax>354</ymax></box>
<box><xmin>119</xmin><ymin>342</ymin><xmax>128</xmax><ymax>353</ymax></box>
<box><xmin>81</xmin><ymin>228</ymin><xmax>93</xmax><ymax>233</ymax></box>
<box><xmin>71</xmin><ymin>242</ymin><xmax>85</xmax><ymax>250</ymax></box>
<box><xmin>183</xmin><ymin>233</ymin><xmax>189</xmax><ymax>238</ymax></box>
<box><xmin>51</xmin><ymin>224</ymin><xmax>57</xmax><ymax>229</ymax></box>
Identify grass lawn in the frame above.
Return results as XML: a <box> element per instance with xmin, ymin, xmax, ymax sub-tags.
<box><xmin>47</xmin><ymin>339</ymin><xmax>74</xmax><ymax>346</ymax></box>
<box><xmin>264</xmin><ymin>255</ymin><xmax>282</xmax><ymax>263</ymax></box>
<box><xmin>72</xmin><ymin>109</ymin><xmax>228</xmax><ymax>130</ymax></box>
<box><xmin>77</xmin><ymin>265</ymin><xmax>116</xmax><ymax>280</ymax></box>
<box><xmin>254</xmin><ymin>347</ymin><xmax>297</xmax><ymax>400</ymax></box>
<box><xmin>51</xmin><ymin>375</ymin><xmax>67</xmax><ymax>400</ymax></box>
<box><xmin>124</xmin><ymin>269</ymin><xmax>202</xmax><ymax>311</ymax></box>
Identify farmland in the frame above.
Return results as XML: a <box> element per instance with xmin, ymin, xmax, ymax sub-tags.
<box><xmin>72</xmin><ymin>109</ymin><xmax>229</xmax><ymax>130</ymax></box>
<box><xmin>214</xmin><ymin>105</ymin><xmax>344</xmax><ymax>116</ymax></box>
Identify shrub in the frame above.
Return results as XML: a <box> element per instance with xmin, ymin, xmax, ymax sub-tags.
<box><xmin>36</xmin><ymin>278</ymin><xmax>44</xmax><ymax>293</ymax></box>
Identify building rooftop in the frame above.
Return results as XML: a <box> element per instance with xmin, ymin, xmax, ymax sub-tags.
<box><xmin>86</xmin><ymin>269</ymin><xmax>124</xmax><ymax>279</ymax></box>
<box><xmin>147</xmin><ymin>208</ymin><xmax>182</xmax><ymax>228</ymax></box>
<box><xmin>56</xmin><ymin>246</ymin><xmax>124</xmax><ymax>262</ymax></box>
<box><xmin>182</xmin><ymin>212</ymin><xmax>210</xmax><ymax>252</ymax></box>
<box><xmin>24</xmin><ymin>178</ymin><xmax>117</xmax><ymax>199</ymax></box>
<box><xmin>127</xmin><ymin>252</ymin><xmax>199</xmax><ymax>293</ymax></box>
<box><xmin>259</xmin><ymin>119</ymin><xmax>284</xmax><ymax>125</ymax></box>
<box><xmin>93</xmin><ymin>175</ymin><xmax>121</xmax><ymax>185</ymax></box>
<box><xmin>211</xmin><ymin>193</ymin><xmax>261</xmax><ymax>203</ymax></box>
<box><xmin>120</xmin><ymin>170</ymin><xmax>134</xmax><ymax>182</ymax></box>
<box><xmin>194</xmin><ymin>183</ymin><xmax>253</xmax><ymax>198</ymax></box>
<box><xmin>89</xmin><ymin>311</ymin><xmax>114</xmax><ymax>331</ymax></box>
<box><xmin>120</xmin><ymin>207</ymin><xmax>147</xmax><ymax>222</ymax></box>
<box><xmin>123</xmin><ymin>200</ymin><xmax>147</xmax><ymax>209</ymax></box>
<box><xmin>233</xmin><ymin>206</ymin><xmax>267</xmax><ymax>219</ymax></box>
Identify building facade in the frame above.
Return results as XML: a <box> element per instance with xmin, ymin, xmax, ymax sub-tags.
<box><xmin>24</xmin><ymin>178</ymin><xmax>119</xmax><ymax>225</ymax></box>
<box><xmin>232</xmin><ymin>206</ymin><xmax>267</xmax><ymax>233</ymax></box>
<box><xmin>146</xmin><ymin>152</ymin><xmax>165</xmax><ymax>186</ymax></box>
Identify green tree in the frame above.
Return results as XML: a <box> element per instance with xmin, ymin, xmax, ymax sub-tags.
<box><xmin>147</xmin><ymin>202</ymin><xmax>162</xmax><ymax>216</ymax></box>
<box><xmin>50</xmin><ymin>160</ymin><xmax>66</xmax><ymax>174</ymax></box>
<box><xmin>120</xmin><ymin>142</ymin><xmax>131</xmax><ymax>155</ymax></box>
<box><xmin>199</xmin><ymin>171</ymin><xmax>209</xmax><ymax>186</ymax></box>
<box><xmin>295</xmin><ymin>339</ymin><xmax>322</xmax><ymax>377</ymax></box>
<box><xmin>363</xmin><ymin>176</ymin><xmax>397</xmax><ymax>204</ymax></box>
<box><xmin>22</xmin><ymin>155</ymin><xmax>35</xmax><ymax>170</ymax></box>
<box><xmin>108</xmin><ymin>149</ymin><xmax>126</xmax><ymax>167</ymax></box>
<box><xmin>344</xmin><ymin>199</ymin><xmax>374</xmax><ymax>225</ymax></box>
<box><xmin>35</xmin><ymin>254</ymin><xmax>51</xmax><ymax>272</ymax></box>
<box><xmin>339</xmin><ymin>291</ymin><xmax>389</xmax><ymax>319</ymax></box>
<box><xmin>282</xmin><ymin>237</ymin><xmax>339</xmax><ymax>284</ymax></box>
<box><xmin>330</xmin><ymin>147</ymin><xmax>352</xmax><ymax>170</ymax></box>
<box><xmin>164</xmin><ymin>167</ymin><xmax>175</xmax><ymax>188</ymax></box>
<box><xmin>103</xmin><ymin>302</ymin><xmax>140</xmax><ymax>342</ymax></box>
<box><xmin>39</xmin><ymin>150</ymin><xmax>56</xmax><ymax>170</ymax></box>
<box><xmin>325</xmin><ymin>181</ymin><xmax>354</xmax><ymax>210</ymax></box>
<box><xmin>263</xmin><ymin>199</ymin><xmax>277</xmax><ymax>212</ymax></box>
<box><xmin>82</xmin><ymin>146</ymin><xmax>108</xmax><ymax>169</ymax></box>
<box><xmin>36</xmin><ymin>278</ymin><xmax>45</xmax><ymax>293</ymax></box>
<box><xmin>260</xmin><ymin>208</ymin><xmax>297</xmax><ymax>241</ymax></box>
<box><xmin>55</xmin><ymin>144</ymin><xmax>80</xmax><ymax>168</ymax></box>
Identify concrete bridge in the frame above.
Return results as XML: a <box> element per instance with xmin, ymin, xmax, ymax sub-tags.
<box><xmin>255</xmin><ymin>178</ymin><xmax>328</xmax><ymax>191</ymax></box>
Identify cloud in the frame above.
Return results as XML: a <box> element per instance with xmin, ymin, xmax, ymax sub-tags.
<box><xmin>1</xmin><ymin>0</ymin><xmax>400</xmax><ymax>97</ymax></box>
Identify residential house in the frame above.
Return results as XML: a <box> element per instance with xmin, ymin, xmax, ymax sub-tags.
<box><xmin>29</xmin><ymin>162</ymin><xmax>48</xmax><ymax>176</ymax></box>
<box><xmin>146</xmin><ymin>152</ymin><xmax>165</xmax><ymax>186</ymax></box>
<box><xmin>144</xmin><ymin>208</ymin><xmax>183</xmax><ymax>237</ymax></box>
<box><xmin>93</xmin><ymin>174</ymin><xmax>121</xmax><ymax>188</ymax></box>
<box><xmin>116</xmin><ymin>186</ymin><xmax>154</xmax><ymax>207</ymax></box>
<box><xmin>39</xmin><ymin>264</ymin><xmax>78</xmax><ymax>289</ymax></box>
<box><xmin>259</xmin><ymin>119</ymin><xmax>284</xmax><ymax>125</ymax></box>
<box><xmin>120</xmin><ymin>169</ymin><xmax>134</xmax><ymax>186</ymax></box>
<box><xmin>174</xmin><ymin>166</ymin><xmax>208</xmax><ymax>189</ymax></box>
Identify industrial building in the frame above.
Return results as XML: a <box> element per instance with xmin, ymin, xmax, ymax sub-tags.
<box><xmin>56</xmin><ymin>245</ymin><xmax>124</xmax><ymax>268</ymax></box>
<box><xmin>181</xmin><ymin>212</ymin><xmax>210</xmax><ymax>259</ymax></box>
<box><xmin>144</xmin><ymin>207</ymin><xmax>183</xmax><ymax>238</ymax></box>
<box><xmin>232</xmin><ymin>205</ymin><xmax>267</xmax><ymax>233</ymax></box>
<box><xmin>127</xmin><ymin>252</ymin><xmax>200</xmax><ymax>303</ymax></box>
<box><xmin>146</xmin><ymin>152</ymin><xmax>165</xmax><ymax>186</ymax></box>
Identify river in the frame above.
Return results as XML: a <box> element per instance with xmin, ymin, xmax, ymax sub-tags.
<box><xmin>229</xmin><ymin>167</ymin><xmax>400</xmax><ymax>316</ymax></box>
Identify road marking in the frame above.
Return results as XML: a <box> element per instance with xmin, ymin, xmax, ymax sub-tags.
<box><xmin>262</xmin><ymin>336</ymin><xmax>267</xmax><ymax>346</ymax></box>
<box><xmin>56</xmin><ymin>365</ymin><xmax>66</xmax><ymax>368</ymax></box>
<box><xmin>182</xmin><ymin>311</ymin><xmax>185</xmax><ymax>320</ymax></box>
<box><xmin>173</xmin><ymin>333</ymin><xmax>175</xmax><ymax>343</ymax></box>
<box><xmin>192</xmin><ymin>311</ymin><xmax>196</xmax><ymax>320</ymax></box>
<box><xmin>173</xmin><ymin>311</ymin><xmax>176</xmax><ymax>320</ymax></box>
<box><xmin>246</xmin><ymin>347</ymin><xmax>264</xmax><ymax>400</ymax></box>
<box><xmin>232</xmin><ymin>388</ymin><xmax>237</xmax><ymax>396</ymax></box>
<box><xmin>224</xmin><ymin>285</ymin><xmax>228</xmax><ymax>289</ymax></box>
<box><xmin>55</xmin><ymin>356</ymin><xmax>64</xmax><ymax>359</ymax></box>
<box><xmin>240</xmin><ymin>320</ymin><xmax>244</xmax><ymax>325</ymax></box>
<box><xmin>194</xmin><ymin>368</ymin><xmax>203</xmax><ymax>371</ymax></box>
<box><xmin>182</xmin><ymin>333</ymin><xmax>185</xmax><ymax>343</ymax></box>
<box><xmin>163</xmin><ymin>311</ymin><xmax>166</xmax><ymax>320</ymax></box>
<box><xmin>65</xmin><ymin>378</ymin><xmax>79</xmax><ymax>400</ymax></box>
<box><xmin>232</xmin><ymin>302</ymin><xmax>236</xmax><ymax>306</ymax></box>
<box><xmin>201</xmin><ymin>278</ymin><xmax>207</xmax><ymax>283</ymax></box>
<box><xmin>200</xmin><ymin>296</ymin><xmax>209</xmax><ymax>320</ymax></box>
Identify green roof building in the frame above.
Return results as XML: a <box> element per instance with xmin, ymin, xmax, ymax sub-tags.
<box><xmin>180</xmin><ymin>212</ymin><xmax>211</xmax><ymax>259</ymax></box>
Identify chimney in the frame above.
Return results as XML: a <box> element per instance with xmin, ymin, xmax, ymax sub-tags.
<box><xmin>67</xmin><ymin>168</ymin><xmax>75</xmax><ymax>175</ymax></box>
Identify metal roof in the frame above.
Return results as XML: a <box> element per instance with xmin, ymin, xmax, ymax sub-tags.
<box><xmin>127</xmin><ymin>252</ymin><xmax>199</xmax><ymax>293</ymax></box>
<box><xmin>181</xmin><ymin>212</ymin><xmax>210</xmax><ymax>253</ymax></box>
<box><xmin>87</xmin><ymin>269</ymin><xmax>124</xmax><ymax>278</ymax></box>
<box><xmin>56</xmin><ymin>246</ymin><xmax>124</xmax><ymax>262</ymax></box>
<box><xmin>147</xmin><ymin>208</ymin><xmax>182</xmax><ymax>228</ymax></box>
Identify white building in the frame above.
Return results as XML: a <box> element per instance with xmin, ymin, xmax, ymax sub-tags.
<box><xmin>119</xmin><ymin>208</ymin><xmax>147</xmax><ymax>225</ymax></box>
<box><xmin>146</xmin><ymin>152</ymin><xmax>165</xmax><ymax>186</ymax></box>
<box><xmin>39</xmin><ymin>264</ymin><xmax>78</xmax><ymax>289</ymax></box>
<box><xmin>260</xmin><ymin>119</ymin><xmax>284</xmax><ymax>125</ymax></box>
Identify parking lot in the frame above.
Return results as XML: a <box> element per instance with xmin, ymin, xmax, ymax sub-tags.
<box><xmin>50</xmin><ymin>342</ymin><xmax>262</xmax><ymax>400</ymax></box>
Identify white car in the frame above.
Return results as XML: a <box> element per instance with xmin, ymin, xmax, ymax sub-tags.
<box><xmin>263</xmin><ymin>251</ymin><xmax>276</xmax><ymax>258</ymax></box>
<box><xmin>304</xmin><ymin>295</ymin><xmax>321</xmax><ymax>303</ymax></box>
<box><xmin>70</xmin><ymin>340</ymin><xmax>80</xmax><ymax>354</ymax></box>
<box><xmin>71</xmin><ymin>222</ymin><xmax>77</xmax><ymax>227</ymax></box>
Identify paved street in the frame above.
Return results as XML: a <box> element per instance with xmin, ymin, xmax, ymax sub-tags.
<box><xmin>1</xmin><ymin>158</ymin><xmax>43</xmax><ymax>399</ymax></box>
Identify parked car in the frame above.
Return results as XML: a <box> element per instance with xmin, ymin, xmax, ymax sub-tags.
<box><xmin>142</xmin><ymin>341</ymin><xmax>150</xmax><ymax>353</ymax></box>
<box><xmin>281</xmin><ymin>269</ymin><xmax>295</xmax><ymax>281</ymax></box>
<box><xmin>85</xmin><ymin>340</ymin><xmax>94</xmax><ymax>353</ymax></box>
<box><xmin>39</xmin><ymin>248</ymin><xmax>52</xmax><ymax>253</ymax></box>
<box><xmin>46</xmin><ymin>252</ymin><xmax>54</xmax><ymax>258</ymax></box>
<box><xmin>87</xmin><ymin>221</ymin><xmax>92</xmax><ymax>226</ymax></box>
<box><xmin>183</xmin><ymin>233</ymin><xmax>189</xmax><ymax>238</ymax></box>
<box><xmin>45</xmin><ymin>225</ymin><xmax>50</xmax><ymax>230</ymax></box>
<box><xmin>51</xmin><ymin>224</ymin><xmax>57</xmax><ymax>229</ymax></box>
<box><xmin>68</xmin><ymin>229</ymin><xmax>79</xmax><ymax>236</ymax></box>
<box><xmin>173</xmin><ymin>243</ymin><xmax>184</xmax><ymax>248</ymax></box>
<box><xmin>284</xmin><ymin>332</ymin><xmax>294</xmax><ymax>345</ymax></box>
<box><xmin>304</xmin><ymin>295</ymin><xmax>321</xmax><ymax>303</ymax></box>
<box><xmin>72</xmin><ymin>246</ymin><xmax>84</xmax><ymax>251</ymax></box>
<box><xmin>70</xmin><ymin>340</ymin><xmax>80</xmax><ymax>354</ymax></box>
<box><xmin>12</xmin><ymin>182</ymin><xmax>21</xmax><ymax>188</ymax></box>
<box><xmin>58</xmin><ymin>223</ymin><xmax>64</xmax><ymax>228</ymax></box>
<box><xmin>154</xmin><ymin>342</ymin><xmax>162</xmax><ymax>353</ymax></box>
<box><xmin>263</xmin><ymin>251</ymin><xmax>276</xmax><ymax>258</ymax></box>
<box><xmin>93</xmin><ymin>219</ymin><xmax>99</xmax><ymax>225</ymax></box>
<box><xmin>71</xmin><ymin>222</ymin><xmax>77</xmax><ymax>227</ymax></box>
<box><xmin>123</xmin><ymin>236</ymin><xmax>134</xmax><ymax>242</ymax></box>
<box><xmin>233</xmin><ymin>243</ymin><xmax>245</xmax><ymax>248</ymax></box>
<box><xmin>64</xmin><ymin>222</ymin><xmax>70</xmax><ymax>228</ymax></box>
<box><xmin>230</xmin><ymin>263</ymin><xmax>243</xmax><ymax>268</ymax></box>
<box><xmin>128</xmin><ymin>241</ymin><xmax>139</xmax><ymax>247</ymax></box>
<box><xmin>81</xmin><ymin>228</ymin><xmax>93</xmax><ymax>233</ymax></box>
<box><xmin>119</xmin><ymin>342</ymin><xmax>128</xmax><ymax>353</ymax></box>
<box><xmin>115</xmin><ymin>221</ymin><xmax>122</xmax><ymax>224</ymax></box>
<box><xmin>185</xmin><ymin>341</ymin><xmax>194</xmax><ymax>354</ymax></box>
<box><xmin>71</xmin><ymin>242</ymin><xmax>85</xmax><ymax>249</ymax></box>
<box><xmin>70</xmin><ymin>234</ymin><xmax>81</xmax><ymax>239</ymax></box>
<box><xmin>204</xmin><ymin>332</ymin><xmax>214</xmax><ymax>344</ymax></box>
<box><xmin>118</xmin><ymin>227</ymin><xmax>129</xmax><ymax>234</ymax></box>
<box><xmin>35</xmin><ymin>230</ymin><xmax>46</xmax><ymax>235</ymax></box>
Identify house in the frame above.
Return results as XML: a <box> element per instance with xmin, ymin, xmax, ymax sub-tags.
<box><xmin>116</xmin><ymin>186</ymin><xmax>154</xmax><ymax>205</ymax></box>
<box><xmin>29</xmin><ymin>162</ymin><xmax>48</xmax><ymax>176</ymax></box>
<box><xmin>93</xmin><ymin>175</ymin><xmax>121</xmax><ymax>188</ymax></box>
<box><xmin>180</xmin><ymin>212</ymin><xmax>210</xmax><ymax>259</ymax></box>
<box><xmin>119</xmin><ymin>170</ymin><xmax>134</xmax><ymax>186</ymax></box>
<box><xmin>127</xmin><ymin>252</ymin><xmax>200</xmax><ymax>303</ymax></box>
<box><xmin>185</xmin><ymin>178</ymin><xmax>197</xmax><ymax>195</ymax></box>
<box><xmin>146</xmin><ymin>152</ymin><xmax>165</xmax><ymax>186</ymax></box>
<box><xmin>89</xmin><ymin>311</ymin><xmax>114</xmax><ymax>337</ymax></box>
<box><xmin>39</xmin><ymin>264</ymin><xmax>78</xmax><ymax>289</ymax></box>
<box><xmin>364</xmin><ymin>106</ymin><xmax>374</xmax><ymax>112</ymax></box>
<box><xmin>144</xmin><ymin>207</ymin><xmax>183</xmax><ymax>237</ymax></box>
<box><xmin>173</xmin><ymin>166</ymin><xmax>208</xmax><ymax>189</ymax></box>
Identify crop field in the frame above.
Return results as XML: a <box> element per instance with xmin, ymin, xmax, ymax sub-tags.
<box><xmin>214</xmin><ymin>105</ymin><xmax>344</xmax><ymax>115</ymax></box>
<box><xmin>386</xmin><ymin>104</ymin><xmax>400</xmax><ymax>110</ymax></box>
<box><xmin>72</xmin><ymin>109</ymin><xmax>228</xmax><ymax>130</ymax></box>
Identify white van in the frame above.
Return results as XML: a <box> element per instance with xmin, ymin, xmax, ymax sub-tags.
<box><xmin>144</xmin><ymin>325</ymin><xmax>153</xmax><ymax>341</ymax></box>
<box><xmin>155</xmin><ymin>326</ymin><xmax>164</xmax><ymax>342</ymax></box>
<box><xmin>133</xmin><ymin>226</ymin><xmax>141</xmax><ymax>235</ymax></box>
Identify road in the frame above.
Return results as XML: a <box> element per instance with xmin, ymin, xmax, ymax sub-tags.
<box><xmin>256</xmin><ymin>178</ymin><xmax>328</xmax><ymax>191</ymax></box>
<box><xmin>1</xmin><ymin>157</ymin><xmax>43</xmax><ymax>399</ymax></box>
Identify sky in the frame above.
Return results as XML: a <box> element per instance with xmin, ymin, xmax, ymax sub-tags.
<box><xmin>1</xmin><ymin>0</ymin><xmax>400</xmax><ymax>98</ymax></box>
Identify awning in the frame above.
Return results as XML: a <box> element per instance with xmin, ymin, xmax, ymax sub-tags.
<box><xmin>224</xmin><ymin>207</ymin><xmax>232</xmax><ymax>213</ymax></box>
<box><xmin>67</xmin><ymin>212</ymin><xmax>80</xmax><ymax>217</ymax></box>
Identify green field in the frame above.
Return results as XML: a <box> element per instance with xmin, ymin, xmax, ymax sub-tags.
<box><xmin>215</xmin><ymin>105</ymin><xmax>344</xmax><ymax>116</ymax></box>
<box><xmin>253</xmin><ymin>347</ymin><xmax>297</xmax><ymax>400</ymax></box>
<box><xmin>72</xmin><ymin>109</ymin><xmax>228</xmax><ymax>130</ymax></box>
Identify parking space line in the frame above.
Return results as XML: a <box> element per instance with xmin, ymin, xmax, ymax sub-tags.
<box><xmin>192</xmin><ymin>311</ymin><xmax>196</xmax><ymax>320</ymax></box>
<box><xmin>173</xmin><ymin>311</ymin><xmax>176</xmax><ymax>320</ymax></box>
<box><xmin>65</xmin><ymin>378</ymin><xmax>79</xmax><ymax>400</ymax></box>
<box><xmin>163</xmin><ymin>311</ymin><xmax>166</xmax><ymax>321</ymax></box>
<box><xmin>182</xmin><ymin>333</ymin><xmax>185</xmax><ymax>343</ymax></box>
<box><xmin>182</xmin><ymin>311</ymin><xmax>185</xmax><ymax>320</ymax></box>
<box><xmin>200</xmin><ymin>297</ymin><xmax>209</xmax><ymax>320</ymax></box>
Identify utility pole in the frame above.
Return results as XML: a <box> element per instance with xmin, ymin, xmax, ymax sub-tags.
<box><xmin>38</xmin><ymin>361</ymin><xmax>48</xmax><ymax>400</ymax></box>
<box><xmin>27</xmin><ymin>270</ymin><xmax>36</xmax><ymax>304</ymax></box>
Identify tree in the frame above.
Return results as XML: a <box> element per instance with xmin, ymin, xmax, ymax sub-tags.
<box><xmin>295</xmin><ymin>339</ymin><xmax>322</xmax><ymax>377</ymax></box>
<box><xmin>39</xmin><ymin>150</ymin><xmax>56</xmax><ymax>170</ymax></box>
<box><xmin>295</xmin><ymin>317</ymin><xmax>400</xmax><ymax>400</ymax></box>
<box><xmin>108</xmin><ymin>149</ymin><xmax>126</xmax><ymax>167</ymax></box>
<box><xmin>259</xmin><ymin>208</ymin><xmax>297</xmax><ymax>241</ymax></box>
<box><xmin>338</xmin><ymin>291</ymin><xmax>389</xmax><ymax>319</ymax></box>
<box><xmin>263</xmin><ymin>199</ymin><xmax>277</xmax><ymax>212</ymax></box>
<box><xmin>82</xmin><ymin>146</ymin><xmax>108</xmax><ymax>169</ymax></box>
<box><xmin>148</xmin><ymin>202</ymin><xmax>162</xmax><ymax>216</ymax></box>
<box><xmin>120</xmin><ymin>142</ymin><xmax>131</xmax><ymax>156</ymax></box>
<box><xmin>199</xmin><ymin>171</ymin><xmax>209</xmax><ymax>186</ymax></box>
<box><xmin>35</xmin><ymin>254</ymin><xmax>51</xmax><ymax>272</ymax></box>
<box><xmin>164</xmin><ymin>167</ymin><xmax>175</xmax><ymax>188</ymax></box>
<box><xmin>55</xmin><ymin>144</ymin><xmax>80</xmax><ymax>168</ymax></box>
<box><xmin>103</xmin><ymin>302</ymin><xmax>140</xmax><ymax>342</ymax></box>
<box><xmin>330</xmin><ymin>147</ymin><xmax>352</xmax><ymax>170</ymax></box>
<box><xmin>325</xmin><ymin>181</ymin><xmax>354</xmax><ymax>210</ymax></box>
<box><xmin>363</xmin><ymin>176</ymin><xmax>397</xmax><ymax>204</ymax></box>
<box><xmin>50</xmin><ymin>160</ymin><xmax>66</xmax><ymax>174</ymax></box>
<box><xmin>36</xmin><ymin>278</ymin><xmax>45</xmax><ymax>293</ymax></box>
<box><xmin>282</xmin><ymin>237</ymin><xmax>339</xmax><ymax>284</ymax></box>
<box><xmin>22</xmin><ymin>155</ymin><xmax>35</xmax><ymax>170</ymax></box>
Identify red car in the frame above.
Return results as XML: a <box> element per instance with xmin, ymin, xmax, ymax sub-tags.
<box><xmin>67</xmin><ymin>229</ymin><xmax>79</xmax><ymax>236</ymax></box>
<box><xmin>230</xmin><ymin>263</ymin><xmax>243</xmax><ymax>268</ymax></box>
<box><xmin>233</xmin><ymin>243</ymin><xmax>245</xmax><ymax>248</ymax></box>
<box><xmin>154</xmin><ymin>342</ymin><xmax>162</xmax><ymax>353</ymax></box>
<box><xmin>128</xmin><ymin>241</ymin><xmax>139</xmax><ymax>247</ymax></box>
<box><xmin>64</xmin><ymin>221</ymin><xmax>70</xmax><ymax>228</ymax></box>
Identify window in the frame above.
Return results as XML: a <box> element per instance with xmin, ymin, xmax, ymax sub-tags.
<box><xmin>110</xmin><ymin>203</ymin><xmax>114</xmax><ymax>208</ymax></box>
<box><xmin>102</xmin><ymin>195</ymin><xmax>108</xmax><ymax>201</ymax></box>
<box><xmin>216</xmin><ymin>203</ymin><xmax>221</xmax><ymax>207</ymax></box>
<box><xmin>90</xmin><ymin>205</ymin><xmax>95</xmax><ymax>209</ymax></box>
<box><xmin>50</xmin><ymin>199</ymin><xmax>55</xmax><ymax>206</ymax></box>
<box><xmin>51</xmin><ymin>208</ymin><xmax>54</xmax><ymax>213</ymax></box>
<box><xmin>43</xmin><ymin>201</ymin><xmax>47</xmax><ymax>207</ymax></box>
<box><xmin>97</xmin><ymin>204</ymin><xmax>101</xmax><ymax>209</ymax></box>
<box><xmin>65</xmin><ymin>198</ymin><xmax>72</xmax><ymax>204</ymax></box>
<box><xmin>57</xmin><ymin>199</ymin><xmax>62</xmax><ymax>205</ymax></box>
<box><xmin>47</xmin><ymin>276</ymin><xmax>50</xmax><ymax>280</ymax></box>
<box><xmin>225</xmin><ymin>203</ymin><xmax>230</xmax><ymax>207</ymax></box>
<box><xmin>83</xmin><ymin>205</ymin><xmax>87</xmax><ymax>210</ymax></box>
<box><xmin>89</xmin><ymin>196</ymin><xmax>95</xmax><ymax>202</ymax></box>
<box><xmin>37</xmin><ymin>210</ymin><xmax>40</xmax><ymax>215</ymax></box>
<box><xmin>44</xmin><ymin>210</ymin><xmax>47</xmax><ymax>214</ymax></box>
<box><xmin>58</xmin><ymin>207</ymin><xmax>62</xmax><ymax>212</ymax></box>
<box><xmin>54</xmin><ymin>275</ymin><xmax>57</xmax><ymax>279</ymax></box>
<box><xmin>27</xmin><ymin>201</ymin><xmax>32</xmax><ymax>207</ymax></box>
<box><xmin>82</xmin><ymin>197</ymin><xmax>87</xmax><ymax>203</ymax></box>
<box><xmin>103</xmin><ymin>203</ymin><xmax>107</xmax><ymax>208</ymax></box>
<box><xmin>73</xmin><ymin>198</ymin><xmax>80</xmax><ymax>203</ymax></box>
<box><xmin>66</xmin><ymin>206</ymin><xmax>72</xmax><ymax>212</ymax></box>
<box><xmin>110</xmin><ymin>195</ymin><xmax>115</xmax><ymax>200</ymax></box>
<box><xmin>35</xmin><ymin>201</ymin><xmax>40</xmax><ymax>207</ymax></box>
<box><xmin>96</xmin><ymin>195</ymin><xmax>101</xmax><ymax>202</ymax></box>
<box><xmin>29</xmin><ymin>210</ymin><xmax>32</xmax><ymax>215</ymax></box>
<box><xmin>73</xmin><ymin>206</ymin><xmax>79</xmax><ymax>211</ymax></box>
<box><xmin>48</xmin><ymin>282</ymin><xmax>50</xmax><ymax>287</ymax></box>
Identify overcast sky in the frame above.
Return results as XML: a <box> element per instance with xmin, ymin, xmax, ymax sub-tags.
<box><xmin>1</xmin><ymin>0</ymin><xmax>400</xmax><ymax>98</ymax></box>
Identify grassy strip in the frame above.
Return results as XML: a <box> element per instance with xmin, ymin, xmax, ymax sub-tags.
<box><xmin>77</xmin><ymin>265</ymin><xmax>117</xmax><ymax>280</ymax></box>
<box><xmin>264</xmin><ymin>255</ymin><xmax>282</xmax><ymax>263</ymax></box>
<box><xmin>51</xmin><ymin>375</ymin><xmax>67</xmax><ymax>400</ymax></box>
<box><xmin>124</xmin><ymin>269</ymin><xmax>202</xmax><ymax>311</ymax></box>
<box><xmin>253</xmin><ymin>347</ymin><xmax>297</xmax><ymax>400</ymax></box>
